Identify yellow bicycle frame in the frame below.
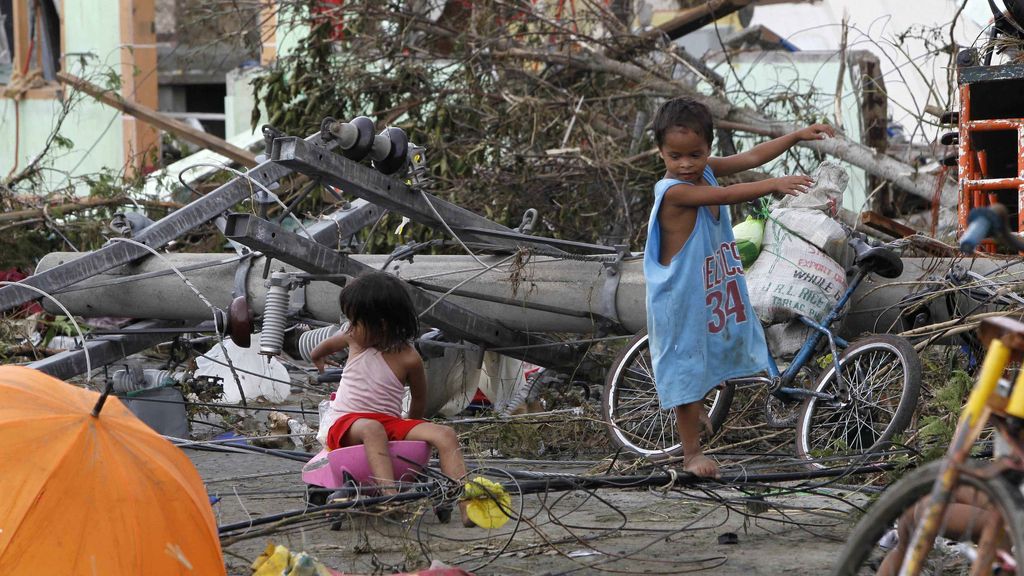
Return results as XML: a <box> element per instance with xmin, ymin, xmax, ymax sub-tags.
<box><xmin>897</xmin><ymin>338</ymin><xmax>1011</xmax><ymax>576</ymax></box>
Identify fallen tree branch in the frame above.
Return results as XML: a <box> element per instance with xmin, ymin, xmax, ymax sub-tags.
<box><xmin>57</xmin><ymin>72</ymin><xmax>258</xmax><ymax>168</ymax></box>
<box><xmin>490</xmin><ymin>47</ymin><xmax>957</xmax><ymax>206</ymax></box>
<box><xmin>0</xmin><ymin>196</ymin><xmax>182</xmax><ymax>224</ymax></box>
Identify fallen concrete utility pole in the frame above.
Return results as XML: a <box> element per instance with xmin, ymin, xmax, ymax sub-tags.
<box><xmin>36</xmin><ymin>248</ymin><xmax>643</xmax><ymax>337</ymax></box>
<box><xmin>38</xmin><ymin>247</ymin><xmax>1021</xmax><ymax>351</ymax></box>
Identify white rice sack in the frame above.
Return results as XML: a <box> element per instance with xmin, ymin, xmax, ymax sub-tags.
<box><xmin>770</xmin><ymin>207</ymin><xmax>850</xmax><ymax>265</ymax></box>
<box><xmin>746</xmin><ymin>221</ymin><xmax>847</xmax><ymax>325</ymax></box>
<box><xmin>777</xmin><ymin>160</ymin><xmax>848</xmax><ymax>215</ymax></box>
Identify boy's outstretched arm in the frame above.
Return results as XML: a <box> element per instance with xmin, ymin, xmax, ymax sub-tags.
<box><xmin>309</xmin><ymin>332</ymin><xmax>350</xmax><ymax>373</ymax></box>
<box><xmin>664</xmin><ymin>174</ymin><xmax>813</xmax><ymax>207</ymax></box>
<box><xmin>709</xmin><ymin>123</ymin><xmax>835</xmax><ymax>177</ymax></box>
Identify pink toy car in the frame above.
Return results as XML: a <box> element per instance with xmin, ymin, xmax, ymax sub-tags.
<box><xmin>302</xmin><ymin>440</ymin><xmax>452</xmax><ymax>524</ymax></box>
<box><xmin>301</xmin><ymin>441</ymin><xmax>431</xmax><ymax>489</ymax></box>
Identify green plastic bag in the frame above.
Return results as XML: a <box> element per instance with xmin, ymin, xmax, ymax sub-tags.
<box><xmin>732</xmin><ymin>216</ymin><xmax>765</xmax><ymax>268</ymax></box>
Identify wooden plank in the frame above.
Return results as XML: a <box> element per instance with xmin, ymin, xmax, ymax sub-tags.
<box><xmin>12</xmin><ymin>0</ymin><xmax>29</xmax><ymax>74</ymax></box>
<box><xmin>641</xmin><ymin>0</ymin><xmax>752</xmax><ymax>42</ymax></box>
<box><xmin>56</xmin><ymin>71</ymin><xmax>258</xmax><ymax>167</ymax></box>
<box><xmin>0</xmin><ymin>197</ymin><xmax>182</xmax><ymax>224</ymax></box>
<box><xmin>861</xmin><ymin>210</ymin><xmax>918</xmax><ymax>238</ymax></box>
<box><xmin>260</xmin><ymin>1</ymin><xmax>278</xmax><ymax>66</ymax></box>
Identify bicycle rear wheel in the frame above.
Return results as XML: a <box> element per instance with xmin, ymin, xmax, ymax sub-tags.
<box><xmin>833</xmin><ymin>459</ymin><xmax>1024</xmax><ymax>575</ymax></box>
<box><xmin>795</xmin><ymin>334</ymin><xmax>921</xmax><ymax>468</ymax></box>
<box><xmin>601</xmin><ymin>330</ymin><xmax>734</xmax><ymax>460</ymax></box>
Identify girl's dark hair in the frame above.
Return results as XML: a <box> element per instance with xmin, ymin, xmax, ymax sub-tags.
<box><xmin>653</xmin><ymin>97</ymin><xmax>714</xmax><ymax>148</ymax></box>
<box><xmin>339</xmin><ymin>272</ymin><xmax>418</xmax><ymax>352</ymax></box>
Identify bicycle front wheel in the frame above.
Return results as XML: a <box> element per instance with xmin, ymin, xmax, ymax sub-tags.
<box><xmin>601</xmin><ymin>330</ymin><xmax>734</xmax><ymax>460</ymax></box>
<box><xmin>795</xmin><ymin>334</ymin><xmax>921</xmax><ymax>468</ymax></box>
<box><xmin>833</xmin><ymin>459</ymin><xmax>1024</xmax><ymax>575</ymax></box>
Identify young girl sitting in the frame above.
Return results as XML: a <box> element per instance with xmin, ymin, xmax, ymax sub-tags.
<box><xmin>311</xmin><ymin>272</ymin><xmax>476</xmax><ymax>527</ymax></box>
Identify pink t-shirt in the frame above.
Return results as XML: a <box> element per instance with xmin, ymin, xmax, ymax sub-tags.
<box><xmin>331</xmin><ymin>347</ymin><xmax>404</xmax><ymax>415</ymax></box>
<box><xmin>316</xmin><ymin>347</ymin><xmax>405</xmax><ymax>447</ymax></box>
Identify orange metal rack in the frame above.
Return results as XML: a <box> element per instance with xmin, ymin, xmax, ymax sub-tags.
<box><xmin>955</xmin><ymin>53</ymin><xmax>1024</xmax><ymax>252</ymax></box>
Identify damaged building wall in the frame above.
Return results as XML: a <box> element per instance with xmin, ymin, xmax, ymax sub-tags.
<box><xmin>0</xmin><ymin>0</ymin><xmax>158</xmax><ymax>187</ymax></box>
<box><xmin>709</xmin><ymin>50</ymin><xmax>871</xmax><ymax>211</ymax></box>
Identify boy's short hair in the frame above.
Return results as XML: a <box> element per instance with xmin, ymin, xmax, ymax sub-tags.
<box><xmin>653</xmin><ymin>97</ymin><xmax>714</xmax><ymax>148</ymax></box>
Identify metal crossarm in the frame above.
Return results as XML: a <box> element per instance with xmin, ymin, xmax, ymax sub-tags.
<box><xmin>0</xmin><ymin>134</ymin><xmax>335</xmax><ymax>313</ymax></box>
<box><xmin>222</xmin><ymin>213</ymin><xmax>581</xmax><ymax>371</ymax></box>
<box><xmin>28</xmin><ymin>319</ymin><xmax>204</xmax><ymax>380</ymax></box>
<box><xmin>272</xmin><ymin>137</ymin><xmax>616</xmax><ymax>257</ymax></box>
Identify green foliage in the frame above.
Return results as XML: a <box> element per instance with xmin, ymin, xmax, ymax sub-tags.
<box><xmin>53</xmin><ymin>134</ymin><xmax>74</xmax><ymax>150</ymax></box>
<box><xmin>40</xmin><ymin>315</ymin><xmax>84</xmax><ymax>347</ymax></box>
<box><xmin>914</xmin><ymin>366</ymin><xmax>973</xmax><ymax>463</ymax></box>
<box><xmin>0</xmin><ymin>164</ymin><xmax>165</xmax><ymax>270</ymax></box>
<box><xmin>82</xmin><ymin>168</ymin><xmax>145</xmax><ymax>199</ymax></box>
<box><xmin>100</xmin><ymin>68</ymin><xmax>123</xmax><ymax>92</ymax></box>
<box><xmin>0</xmin><ymin>229</ymin><xmax>64</xmax><ymax>271</ymax></box>
<box><xmin>935</xmin><ymin>369</ymin><xmax>972</xmax><ymax>412</ymax></box>
<box><xmin>249</xmin><ymin>1</ymin><xmax>664</xmax><ymax>252</ymax></box>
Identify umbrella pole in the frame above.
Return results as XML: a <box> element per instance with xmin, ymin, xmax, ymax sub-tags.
<box><xmin>90</xmin><ymin>381</ymin><xmax>114</xmax><ymax>417</ymax></box>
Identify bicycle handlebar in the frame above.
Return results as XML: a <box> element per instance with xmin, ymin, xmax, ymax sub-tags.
<box><xmin>849</xmin><ymin>234</ymin><xmax>872</xmax><ymax>257</ymax></box>
<box><xmin>960</xmin><ymin>217</ymin><xmax>992</xmax><ymax>254</ymax></box>
<box><xmin>960</xmin><ymin>204</ymin><xmax>1024</xmax><ymax>254</ymax></box>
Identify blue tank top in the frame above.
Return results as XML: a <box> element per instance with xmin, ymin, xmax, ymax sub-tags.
<box><xmin>644</xmin><ymin>166</ymin><xmax>770</xmax><ymax>409</ymax></box>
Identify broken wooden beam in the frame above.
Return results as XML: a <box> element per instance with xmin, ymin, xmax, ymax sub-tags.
<box><xmin>0</xmin><ymin>196</ymin><xmax>181</xmax><ymax>224</ymax></box>
<box><xmin>57</xmin><ymin>72</ymin><xmax>258</xmax><ymax>168</ymax></box>
<box><xmin>861</xmin><ymin>210</ymin><xmax>918</xmax><ymax>238</ymax></box>
<box><xmin>640</xmin><ymin>0</ymin><xmax>753</xmax><ymax>43</ymax></box>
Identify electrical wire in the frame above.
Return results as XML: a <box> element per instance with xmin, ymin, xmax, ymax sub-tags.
<box><xmin>106</xmin><ymin>237</ymin><xmax>249</xmax><ymax>406</ymax></box>
<box><xmin>0</xmin><ymin>279</ymin><xmax>92</xmax><ymax>383</ymax></box>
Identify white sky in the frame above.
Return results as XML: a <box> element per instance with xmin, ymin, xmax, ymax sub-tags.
<box><xmin>747</xmin><ymin>0</ymin><xmax>989</xmax><ymax>141</ymax></box>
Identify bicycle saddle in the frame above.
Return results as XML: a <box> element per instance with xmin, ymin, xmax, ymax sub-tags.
<box><xmin>852</xmin><ymin>238</ymin><xmax>903</xmax><ymax>279</ymax></box>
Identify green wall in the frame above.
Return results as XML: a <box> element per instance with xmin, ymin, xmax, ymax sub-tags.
<box><xmin>710</xmin><ymin>51</ymin><xmax>869</xmax><ymax>212</ymax></box>
<box><xmin>0</xmin><ymin>0</ymin><xmax>125</xmax><ymax>192</ymax></box>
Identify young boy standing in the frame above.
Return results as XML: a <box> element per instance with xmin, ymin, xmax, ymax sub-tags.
<box><xmin>646</xmin><ymin>97</ymin><xmax>834</xmax><ymax>478</ymax></box>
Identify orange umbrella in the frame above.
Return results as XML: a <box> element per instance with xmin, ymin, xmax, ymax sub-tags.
<box><xmin>0</xmin><ymin>366</ymin><xmax>226</xmax><ymax>575</ymax></box>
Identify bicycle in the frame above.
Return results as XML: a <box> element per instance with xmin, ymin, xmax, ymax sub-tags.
<box><xmin>833</xmin><ymin>204</ymin><xmax>1024</xmax><ymax>575</ymax></box>
<box><xmin>601</xmin><ymin>234</ymin><xmax>922</xmax><ymax>467</ymax></box>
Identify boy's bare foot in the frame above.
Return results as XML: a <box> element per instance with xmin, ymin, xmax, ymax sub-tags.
<box><xmin>698</xmin><ymin>410</ymin><xmax>714</xmax><ymax>437</ymax></box>
<box><xmin>683</xmin><ymin>454</ymin><xmax>720</xmax><ymax>479</ymax></box>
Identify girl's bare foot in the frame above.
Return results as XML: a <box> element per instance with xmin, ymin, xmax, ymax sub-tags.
<box><xmin>683</xmin><ymin>454</ymin><xmax>720</xmax><ymax>479</ymax></box>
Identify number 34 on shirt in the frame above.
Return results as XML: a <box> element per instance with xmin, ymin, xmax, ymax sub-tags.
<box><xmin>703</xmin><ymin>242</ymin><xmax>749</xmax><ymax>334</ymax></box>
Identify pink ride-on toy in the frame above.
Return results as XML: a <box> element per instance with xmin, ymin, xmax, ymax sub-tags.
<box><xmin>302</xmin><ymin>440</ymin><xmax>431</xmax><ymax>489</ymax></box>
<box><xmin>302</xmin><ymin>441</ymin><xmax>453</xmax><ymax>524</ymax></box>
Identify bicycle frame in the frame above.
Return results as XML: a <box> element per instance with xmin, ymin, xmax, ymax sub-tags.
<box><xmin>898</xmin><ymin>322</ymin><xmax>1024</xmax><ymax>575</ymax></box>
<box><xmin>729</xmin><ymin>268</ymin><xmax>864</xmax><ymax>402</ymax></box>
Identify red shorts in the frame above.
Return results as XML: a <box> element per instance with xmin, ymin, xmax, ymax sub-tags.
<box><xmin>326</xmin><ymin>412</ymin><xmax>427</xmax><ymax>451</ymax></box>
